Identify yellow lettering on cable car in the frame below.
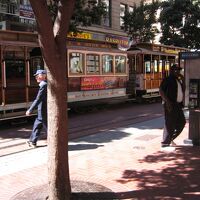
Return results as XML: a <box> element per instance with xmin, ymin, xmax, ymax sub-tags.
<box><xmin>67</xmin><ymin>32</ymin><xmax>92</xmax><ymax>40</ymax></box>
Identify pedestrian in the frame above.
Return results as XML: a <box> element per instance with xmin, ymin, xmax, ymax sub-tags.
<box><xmin>159</xmin><ymin>64</ymin><xmax>186</xmax><ymax>148</ymax></box>
<box><xmin>26</xmin><ymin>69</ymin><xmax>47</xmax><ymax>148</ymax></box>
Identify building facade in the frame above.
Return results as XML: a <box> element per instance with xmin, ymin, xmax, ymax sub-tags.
<box><xmin>0</xmin><ymin>0</ymin><xmax>35</xmax><ymax>31</ymax></box>
<box><xmin>0</xmin><ymin>0</ymin><xmax>143</xmax><ymax>44</ymax></box>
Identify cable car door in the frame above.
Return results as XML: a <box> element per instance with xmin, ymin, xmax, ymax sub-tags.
<box><xmin>3</xmin><ymin>59</ymin><xmax>26</xmax><ymax>105</ymax></box>
<box><xmin>3</xmin><ymin>59</ymin><xmax>26</xmax><ymax>104</ymax></box>
<box><xmin>144</xmin><ymin>60</ymin><xmax>152</xmax><ymax>90</ymax></box>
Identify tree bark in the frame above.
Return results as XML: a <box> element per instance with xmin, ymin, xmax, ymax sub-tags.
<box><xmin>47</xmin><ymin>59</ymin><xmax>71</xmax><ymax>200</ymax></box>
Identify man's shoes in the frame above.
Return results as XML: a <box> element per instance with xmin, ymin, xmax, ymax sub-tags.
<box><xmin>161</xmin><ymin>146</ymin><xmax>176</xmax><ymax>152</ymax></box>
<box><xmin>26</xmin><ymin>141</ymin><xmax>37</xmax><ymax>148</ymax></box>
<box><xmin>161</xmin><ymin>143</ymin><xmax>170</xmax><ymax>147</ymax></box>
<box><xmin>161</xmin><ymin>143</ymin><xmax>176</xmax><ymax>152</ymax></box>
<box><xmin>171</xmin><ymin>141</ymin><xmax>177</xmax><ymax>146</ymax></box>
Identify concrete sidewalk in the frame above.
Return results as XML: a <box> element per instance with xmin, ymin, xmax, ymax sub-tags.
<box><xmin>0</xmin><ymin>115</ymin><xmax>200</xmax><ymax>200</ymax></box>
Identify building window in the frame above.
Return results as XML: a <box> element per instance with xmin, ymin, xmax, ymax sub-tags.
<box><xmin>20</xmin><ymin>0</ymin><xmax>30</xmax><ymax>5</ymax></box>
<box><xmin>93</xmin><ymin>0</ymin><xmax>111</xmax><ymax>27</ymax></box>
<box><xmin>129</xmin><ymin>6</ymin><xmax>133</xmax><ymax>13</ymax></box>
<box><xmin>120</xmin><ymin>3</ymin><xmax>127</xmax><ymax>29</ymax></box>
<box><xmin>0</xmin><ymin>1</ymin><xmax>19</xmax><ymax>15</ymax></box>
<box><xmin>102</xmin><ymin>0</ymin><xmax>111</xmax><ymax>27</ymax></box>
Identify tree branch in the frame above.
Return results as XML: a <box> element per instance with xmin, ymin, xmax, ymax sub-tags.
<box><xmin>30</xmin><ymin>0</ymin><xmax>76</xmax><ymax>64</ymax></box>
<box><xmin>53</xmin><ymin>0</ymin><xmax>76</xmax><ymax>39</ymax></box>
<box><xmin>29</xmin><ymin>0</ymin><xmax>56</xmax><ymax>58</ymax></box>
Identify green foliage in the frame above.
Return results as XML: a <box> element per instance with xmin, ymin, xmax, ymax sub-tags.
<box><xmin>47</xmin><ymin>0</ymin><xmax>106</xmax><ymax>32</ymax></box>
<box><xmin>123</xmin><ymin>0</ymin><xmax>159</xmax><ymax>43</ymax></box>
<box><xmin>159</xmin><ymin>0</ymin><xmax>200</xmax><ymax>49</ymax></box>
<box><xmin>70</xmin><ymin>0</ymin><xmax>106</xmax><ymax>31</ymax></box>
<box><xmin>124</xmin><ymin>0</ymin><xmax>200</xmax><ymax>49</ymax></box>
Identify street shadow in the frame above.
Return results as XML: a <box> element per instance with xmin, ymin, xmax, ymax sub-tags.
<box><xmin>74</xmin><ymin>118</ymin><xmax>189</xmax><ymax>145</ymax></box>
<box><xmin>69</xmin><ymin>143</ymin><xmax>104</xmax><ymax>151</ymax></box>
<box><xmin>114</xmin><ymin>145</ymin><xmax>200</xmax><ymax>200</ymax></box>
<box><xmin>0</xmin><ymin>112</ymin><xmax>188</xmax><ymax>155</ymax></box>
<box><xmin>71</xmin><ymin>192</ymin><xmax>119</xmax><ymax>199</ymax></box>
<box><xmin>0</xmin><ymin>126</ymin><xmax>46</xmax><ymax>140</ymax></box>
<box><xmin>36</xmin><ymin>144</ymin><xmax>47</xmax><ymax>148</ymax></box>
<box><xmin>72</xmin><ymin>130</ymin><xmax>131</xmax><ymax>144</ymax></box>
<box><xmin>72</xmin><ymin>117</ymin><xmax>166</xmax><ymax>144</ymax></box>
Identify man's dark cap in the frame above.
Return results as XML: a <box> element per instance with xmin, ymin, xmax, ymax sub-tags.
<box><xmin>34</xmin><ymin>69</ymin><xmax>47</xmax><ymax>76</ymax></box>
<box><xmin>170</xmin><ymin>64</ymin><xmax>182</xmax><ymax>71</ymax></box>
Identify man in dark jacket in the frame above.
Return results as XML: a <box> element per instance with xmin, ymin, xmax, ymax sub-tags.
<box><xmin>159</xmin><ymin>64</ymin><xmax>186</xmax><ymax>148</ymax></box>
<box><xmin>26</xmin><ymin>69</ymin><xmax>47</xmax><ymax>148</ymax></box>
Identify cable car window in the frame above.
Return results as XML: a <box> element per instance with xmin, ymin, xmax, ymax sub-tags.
<box><xmin>145</xmin><ymin>61</ymin><xmax>151</xmax><ymax>73</ymax></box>
<box><xmin>115</xmin><ymin>55</ymin><xmax>126</xmax><ymax>73</ymax></box>
<box><xmin>69</xmin><ymin>52</ymin><xmax>84</xmax><ymax>74</ymax></box>
<box><xmin>159</xmin><ymin>60</ymin><xmax>163</xmax><ymax>72</ymax></box>
<box><xmin>86</xmin><ymin>54</ymin><xmax>100</xmax><ymax>74</ymax></box>
<box><xmin>165</xmin><ymin>61</ymin><xmax>170</xmax><ymax>77</ymax></box>
<box><xmin>5</xmin><ymin>60</ymin><xmax>26</xmax><ymax>87</ymax></box>
<box><xmin>154</xmin><ymin>60</ymin><xmax>158</xmax><ymax>73</ymax></box>
<box><xmin>165</xmin><ymin>61</ymin><xmax>170</xmax><ymax>71</ymax></box>
<box><xmin>30</xmin><ymin>57</ymin><xmax>44</xmax><ymax>76</ymax></box>
<box><xmin>6</xmin><ymin>60</ymin><xmax>25</xmax><ymax>78</ymax></box>
<box><xmin>102</xmin><ymin>54</ymin><xmax>113</xmax><ymax>73</ymax></box>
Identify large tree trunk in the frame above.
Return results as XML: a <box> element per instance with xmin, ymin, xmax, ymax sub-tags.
<box><xmin>28</xmin><ymin>1</ymin><xmax>76</xmax><ymax>199</ymax></box>
<box><xmin>47</xmin><ymin>58</ymin><xmax>71</xmax><ymax>200</ymax></box>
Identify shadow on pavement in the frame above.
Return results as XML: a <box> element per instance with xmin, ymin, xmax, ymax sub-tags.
<box><xmin>74</xmin><ymin>131</ymin><xmax>131</xmax><ymax>144</ymax></box>
<box><xmin>116</xmin><ymin>145</ymin><xmax>200</xmax><ymax>200</ymax></box>
<box><xmin>69</xmin><ymin>143</ymin><xmax>104</xmax><ymax>151</ymax></box>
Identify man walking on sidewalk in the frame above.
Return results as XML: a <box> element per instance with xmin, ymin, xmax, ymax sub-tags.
<box><xmin>26</xmin><ymin>69</ymin><xmax>47</xmax><ymax>148</ymax></box>
<box><xmin>159</xmin><ymin>64</ymin><xmax>186</xmax><ymax>149</ymax></box>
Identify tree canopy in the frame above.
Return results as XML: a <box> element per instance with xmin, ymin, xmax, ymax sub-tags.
<box><xmin>123</xmin><ymin>0</ymin><xmax>159</xmax><ymax>44</ymax></box>
<box><xmin>123</xmin><ymin>0</ymin><xmax>200</xmax><ymax>49</ymax></box>
<box><xmin>47</xmin><ymin>0</ymin><xmax>106</xmax><ymax>32</ymax></box>
<box><xmin>159</xmin><ymin>0</ymin><xmax>200</xmax><ymax>49</ymax></box>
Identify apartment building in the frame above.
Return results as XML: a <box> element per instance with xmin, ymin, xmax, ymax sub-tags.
<box><xmin>0</xmin><ymin>0</ymin><xmax>144</xmax><ymax>48</ymax></box>
<box><xmin>0</xmin><ymin>0</ymin><xmax>35</xmax><ymax>31</ymax></box>
<box><xmin>68</xmin><ymin>0</ymin><xmax>143</xmax><ymax>50</ymax></box>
